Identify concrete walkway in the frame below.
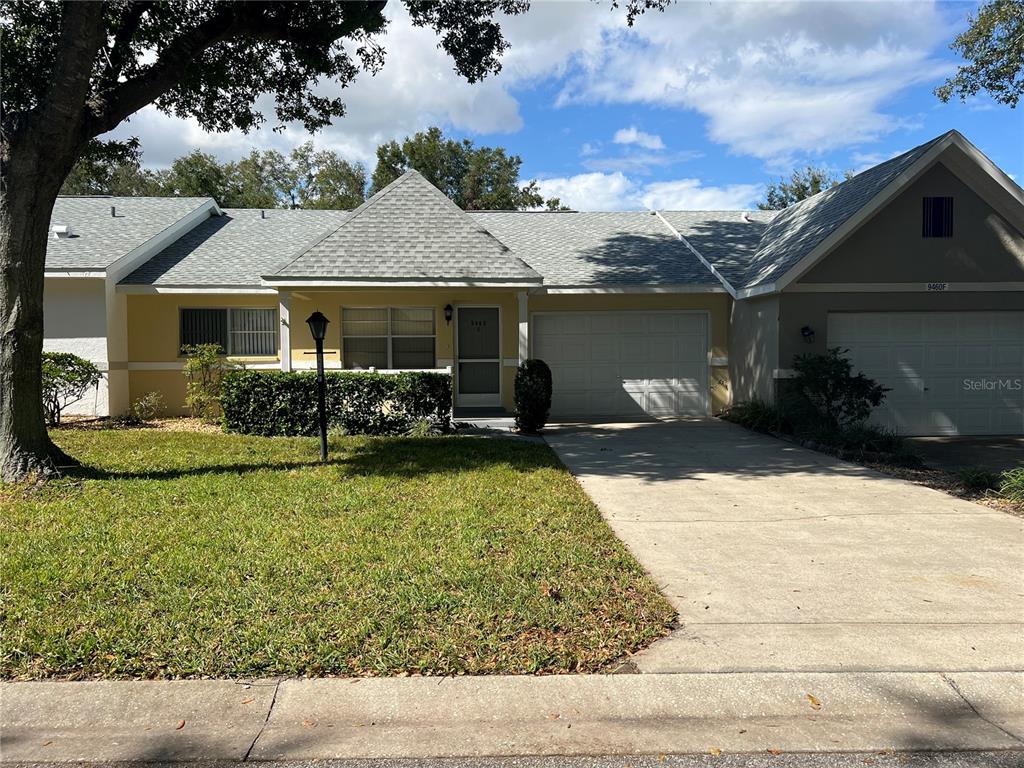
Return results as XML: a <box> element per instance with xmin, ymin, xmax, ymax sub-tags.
<box><xmin>2</xmin><ymin>672</ymin><xmax>1022</xmax><ymax>761</ymax></box>
<box><xmin>543</xmin><ymin>420</ymin><xmax>1024</xmax><ymax>675</ymax></box>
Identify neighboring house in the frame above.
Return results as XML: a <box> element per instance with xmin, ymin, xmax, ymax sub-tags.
<box><xmin>42</xmin><ymin>130</ymin><xmax>1024</xmax><ymax>435</ymax></box>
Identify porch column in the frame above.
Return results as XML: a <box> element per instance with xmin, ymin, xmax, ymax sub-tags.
<box><xmin>279</xmin><ymin>290</ymin><xmax>292</xmax><ymax>372</ymax></box>
<box><xmin>517</xmin><ymin>291</ymin><xmax>529</xmax><ymax>364</ymax></box>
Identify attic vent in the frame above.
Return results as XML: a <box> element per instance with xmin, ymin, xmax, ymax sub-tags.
<box><xmin>742</xmin><ymin>213</ymin><xmax>753</xmax><ymax>223</ymax></box>
<box><xmin>51</xmin><ymin>224</ymin><xmax>73</xmax><ymax>239</ymax></box>
<box><xmin>922</xmin><ymin>197</ymin><xmax>953</xmax><ymax>238</ymax></box>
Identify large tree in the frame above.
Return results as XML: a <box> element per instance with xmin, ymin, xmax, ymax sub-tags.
<box><xmin>937</xmin><ymin>0</ymin><xmax>1023</xmax><ymax>108</ymax></box>
<box><xmin>370</xmin><ymin>126</ymin><xmax>563</xmax><ymax>210</ymax></box>
<box><xmin>1</xmin><ymin>1</ymin><xmax>660</xmax><ymax>482</ymax></box>
<box><xmin>757</xmin><ymin>166</ymin><xmax>852</xmax><ymax>211</ymax></box>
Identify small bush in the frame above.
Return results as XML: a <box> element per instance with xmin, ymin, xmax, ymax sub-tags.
<box><xmin>514</xmin><ymin>359</ymin><xmax>553</xmax><ymax>434</ymax></box>
<box><xmin>721</xmin><ymin>399</ymin><xmax>789</xmax><ymax>434</ymax></box>
<box><xmin>182</xmin><ymin>344</ymin><xmax>235</xmax><ymax>421</ymax></box>
<box><xmin>956</xmin><ymin>467</ymin><xmax>1000</xmax><ymax>493</ymax></box>
<box><xmin>132</xmin><ymin>391</ymin><xmax>164</xmax><ymax>423</ymax></box>
<box><xmin>220</xmin><ymin>370</ymin><xmax>453</xmax><ymax>437</ymax></box>
<box><xmin>791</xmin><ymin>347</ymin><xmax>888</xmax><ymax>431</ymax></box>
<box><xmin>41</xmin><ymin>352</ymin><xmax>103</xmax><ymax>426</ymax></box>
<box><xmin>1000</xmin><ymin>468</ymin><xmax>1024</xmax><ymax>505</ymax></box>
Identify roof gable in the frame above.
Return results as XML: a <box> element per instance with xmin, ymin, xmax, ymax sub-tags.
<box><xmin>740</xmin><ymin>130</ymin><xmax>1024</xmax><ymax>294</ymax></box>
<box><xmin>267</xmin><ymin>170</ymin><xmax>541</xmax><ymax>285</ymax></box>
<box><xmin>46</xmin><ymin>196</ymin><xmax>215</xmax><ymax>271</ymax></box>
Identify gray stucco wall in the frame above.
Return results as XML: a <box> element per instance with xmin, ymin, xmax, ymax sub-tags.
<box><xmin>728</xmin><ymin>294</ymin><xmax>778</xmax><ymax>402</ymax></box>
<box><xmin>798</xmin><ymin>161</ymin><xmax>1024</xmax><ymax>285</ymax></box>
<box><xmin>776</xmin><ymin>292</ymin><xmax>1024</xmax><ymax>369</ymax></box>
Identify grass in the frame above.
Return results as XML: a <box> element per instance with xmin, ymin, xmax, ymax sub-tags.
<box><xmin>0</xmin><ymin>429</ymin><xmax>674</xmax><ymax>680</ymax></box>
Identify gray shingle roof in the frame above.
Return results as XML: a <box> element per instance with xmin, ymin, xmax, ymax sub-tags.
<box><xmin>740</xmin><ymin>132</ymin><xmax>949</xmax><ymax>289</ymax></box>
<box><xmin>270</xmin><ymin>170</ymin><xmax>541</xmax><ymax>283</ymax></box>
<box><xmin>46</xmin><ymin>196</ymin><xmax>212</xmax><ymax>270</ymax></box>
<box><xmin>469</xmin><ymin>210</ymin><xmax>721</xmax><ymax>287</ymax></box>
<box><xmin>121</xmin><ymin>208</ymin><xmax>350</xmax><ymax>287</ymax></box>
<box><xmin>659</xmin><ymin>210</ymin><xmax>777</xmax><ymax>289</ymax></box>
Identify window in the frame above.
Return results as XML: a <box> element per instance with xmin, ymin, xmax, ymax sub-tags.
<box><xmin>922</xmin><ymin>196</ymin><xmax>953</xmax><ymax>238</ymax></box>
<box><xmin>180</xmin><ymin>308</ymin><xmax>277</xmax><ymax>356</ymax></box>
<box><xmin>342</xmin><ymin>307</ymin><xmax>436</xmax><ymax>369</ymax></box>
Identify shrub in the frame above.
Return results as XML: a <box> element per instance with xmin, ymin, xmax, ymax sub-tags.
<box><xmin>956</xmin><ymin>467</ymin><xmax>1000</xmax><ymax>493</ymax></box>
<box><xmin>132</xmin><ymin>391</ymin><xmax>164</xmax><ymax>423</ymax></box>
<box><xmin>1000</xmin><ymin>468</ymin><xmax>1024</xmax><ymax>506</ymax></box>
<box><xmin>514</xmin><ymin>359</ymin><xmax>553</xmax><ymax>434</ymax></box>
<box><xmin>721</xmin><ymin>398</ymin><xmax>789</xmax><ymax>434</ymax></box>
<box><xmin>220</xmin><ymin>370</ymin><xmax>453</xmax><ymax>437</ymax></box>
<box><xmin>790</xmin><ymin>347</ymin><xmax>888</xmax><ymax>431</ymax></box>
<box><xmin>41</xmin><ymin>352</ymin><xmax>102</xmax><ymax>426</ymax></box>
<box><xmin>799</xmin><ymin>423</ymin><xmax>921</xmax><ymax>466</ymax></box>
<box><xmin>181</xmin><ymin>344</ymin><xmax>235</xmax><ymax>421</ymax></box>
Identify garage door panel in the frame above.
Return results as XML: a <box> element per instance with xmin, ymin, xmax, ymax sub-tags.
<box><xmin>829</xmin><ymin>311</ymin><xmax>1024</xmax><ymax>436</ymax></box>
<box><xmin>534</xmin><ymin>311</ymin><xmax>709</xmax><ymax>420</ymax></box>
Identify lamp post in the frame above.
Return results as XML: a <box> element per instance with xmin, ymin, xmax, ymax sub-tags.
<box><xmin>306</xmin><ymin>311</ymin><xmax>330</xmax><ymax>462</ymax></box>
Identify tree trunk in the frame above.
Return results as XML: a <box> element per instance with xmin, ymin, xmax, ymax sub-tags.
<box><xmin>0</xmin><ymin>143</ymin><xmax>76</xmax><ymax>482</ymax></box>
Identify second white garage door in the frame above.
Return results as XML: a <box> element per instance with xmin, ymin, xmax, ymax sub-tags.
<box><xmin>532</xmin><ymin>311</ymin><xmax>709</xmax><ymax>419</ymax></box>
<box><xmin>829</xmin><ymin>311</ymin><xmax>1024</xmax><ymax>436</ymax></box>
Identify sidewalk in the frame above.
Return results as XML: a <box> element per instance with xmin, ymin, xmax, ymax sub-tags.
<box><xmin>2</xmin><ymin>671</ymin><xmax>1022</xmax><ymax>762</ymax></box>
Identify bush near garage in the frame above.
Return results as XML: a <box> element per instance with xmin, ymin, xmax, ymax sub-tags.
<box><xmin>723</xmin><ymin>349</ymin><xmax>919</xmax><ymax>466</ymax></box>
<box><xmin>220</xmin><ymin>370</ymin><xmax>453</xmax><ymax>437</ymax></box>
<box><xmin>514</xmin><ymin>358</ymin><xmax>553</xmax><ymax>434</ymax></box>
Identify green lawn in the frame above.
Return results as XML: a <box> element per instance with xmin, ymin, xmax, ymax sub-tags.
<box><xmin>1</xmin><ymin>429</ymin><xmax>674</xmax><ymax>679</ymax></box>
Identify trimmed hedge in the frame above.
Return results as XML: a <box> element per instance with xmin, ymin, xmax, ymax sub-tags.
<box><xmin>220</xmin><ymin>370</ymin><xmax>452</xmax><ymax>436</ymax></box>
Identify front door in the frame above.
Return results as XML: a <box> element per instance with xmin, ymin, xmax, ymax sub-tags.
<box><xmin>456</xmin><ymin>307</ymin><xmax>501</xmax><ymax>407</ymax></box>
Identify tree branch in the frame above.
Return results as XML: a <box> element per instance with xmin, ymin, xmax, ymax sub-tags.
<box><xmin>31</xmin><ymin>2</ymin><xmax>107</xmax><ymax>144</ymax></box>
<box><xmin>86</xmin><ymin>1</ymin><xmax>386</xmax><ymax>137</ymax></box>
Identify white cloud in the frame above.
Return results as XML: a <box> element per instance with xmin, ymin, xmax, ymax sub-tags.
<box><xmin>553</xmin><ymin>1</ymin><xmax>955</xmax><ymax>167</ymax></box>
<box><xmin>535</xmin><ymin>172</ymin><xmax>760</xmax><ymax>212</ymax></box>
<box><xmin>102</xmin><ymin>1</ymin><xmax>957</xmax><ymax>176</ymax></box>
<box><xmin>612</xmin><ymin>126</ymin><xmax>665</xmax><ymax>150</ymax></box>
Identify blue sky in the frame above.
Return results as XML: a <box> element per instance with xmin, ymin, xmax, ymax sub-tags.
<box><xmin>110</xmin><ymin>0</ymin><xmax>1023</xmax><ymax>210</ymax></box>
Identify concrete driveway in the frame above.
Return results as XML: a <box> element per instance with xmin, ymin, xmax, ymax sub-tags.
<box><xmin>544</xmin><ymin>419</ymin><xmax>1024</xmax><ymax>674</ymax></box>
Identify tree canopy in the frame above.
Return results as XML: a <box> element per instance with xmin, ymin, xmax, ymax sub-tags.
<box><xmin>757</xmin><ymin>166</ymin><xmax>852</xmax><ymax>210</ymax></box>
<box><xmin>61</xmin><ymin>128</ymin><xmax>562</xmax><ymax>211</ymax></box>
<box><xmin>370</xmin><ymin>127</ymin><xmax>564</xmax><ymax>210</ymax></box>
<box><xmin>937</xmin><ymin>0</ymin><xmax>1024</xmax><ymax>108</ymax></box>
<box><xmin>63</xmin><ymin>143</ymin><xmax>368</xmax><ymax>210</ymax></box>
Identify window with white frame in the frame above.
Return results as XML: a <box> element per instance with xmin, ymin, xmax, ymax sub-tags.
<box><xmin>342</xmin><ymin>307</ymin><xmax>436</xmax><ymax>369</ymax></box>
<box><xmin>179</xmin><ymin>307</ymin><xmax>277</xmax><ymax>356</ymax></box>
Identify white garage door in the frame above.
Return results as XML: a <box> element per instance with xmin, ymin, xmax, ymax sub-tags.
<box><xmin>829</xmin><ymin>311</ymin><xmax>1024</xmax><ymax>436</ymax></box>
<box><xmin>532</xmin><ymin>311</ymin><xmax>709</xmax><ymax>419</ymax></box>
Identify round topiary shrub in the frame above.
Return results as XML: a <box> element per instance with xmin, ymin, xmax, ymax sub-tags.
<box><xmin>514</xmin><ymin>358</ymin><xmax>552</xmax><ymax>434</ymax></box>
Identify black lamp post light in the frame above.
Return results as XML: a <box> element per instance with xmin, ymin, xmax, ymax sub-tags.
<box><xmin>306</xmin><ymin>311</ymin><xmax>330</xmax><ymax>462</ymax></box>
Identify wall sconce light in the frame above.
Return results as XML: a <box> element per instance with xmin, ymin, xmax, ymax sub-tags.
<box><xmin>800</xmin><ymin>325</ymin><xmax>816</xmax><ymax>344</ymax></box>
<box><xmin>444</xmin><ymin>304</ymin><xmax>454</xmax><ymax>325</ymax></box>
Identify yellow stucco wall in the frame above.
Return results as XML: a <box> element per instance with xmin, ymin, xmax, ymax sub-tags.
<box><xmin>126</xmin><ymin>293</ymin><xmax>281</xmax><ymax>415</ymax></box>
<box><xmin>124</xmin><ymin>289</ymin><xmax>733</xmax><ymax>415</ymax></box>
<box><xmin>528</xmin><ymin>292</ymin><xmax>732</xmax><ymax>412</ymax></box>
<box><xmin>289</xmin><ymin>288</ymin><xmax>520</xmax><ymax>410</ymax></box>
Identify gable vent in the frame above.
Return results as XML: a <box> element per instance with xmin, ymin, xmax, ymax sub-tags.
<box><xmin>922</xmin><ymin>196</ymin><xmax>953</xmax><ymax>238</ymax></box>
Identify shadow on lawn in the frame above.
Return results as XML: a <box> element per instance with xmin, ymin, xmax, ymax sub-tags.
<box><xmin>64</xmin><ymin>437</ymin><xmax>558</xmax><ymax>482</ymax></box>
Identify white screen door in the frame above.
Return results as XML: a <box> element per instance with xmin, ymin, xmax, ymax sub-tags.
<box><xmin>457</xmin><ymin>307</ymin><xmax>501</xmax><ymax>407</ymax></box>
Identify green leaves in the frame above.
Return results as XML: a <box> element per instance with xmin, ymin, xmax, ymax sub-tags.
<box><xmin>40</xmin><ymin>352</ymin><xmax>102</xmax><ymax>427</ymax></box>
<box><xmin>369</xmin><ymin>126</ymin><xmax>563</xmax><ymax>210</ymax></box>
<box><xmin>937</xmin><ymin>0</ymin><xmax>1024</xmax><ymax>108</ymax></box>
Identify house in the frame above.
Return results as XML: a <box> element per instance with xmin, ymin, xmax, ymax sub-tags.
<box><xmin>42</xmin><ymin>129</ymin><xmax>1024</xmax><ymax>435</ymax></box>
